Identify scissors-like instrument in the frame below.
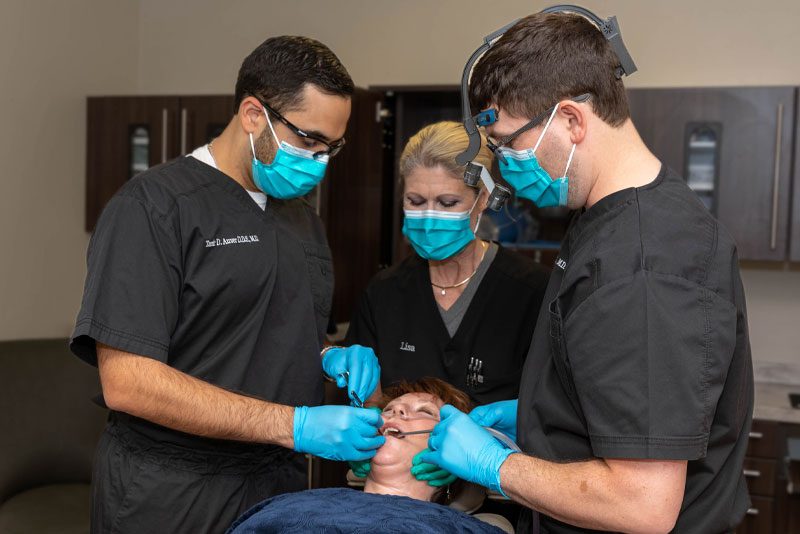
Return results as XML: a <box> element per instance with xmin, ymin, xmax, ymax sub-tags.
<box><xmin>339</xmin><ymin>372</ymin><xmax>364</xmax><ymax>408</ymax></box>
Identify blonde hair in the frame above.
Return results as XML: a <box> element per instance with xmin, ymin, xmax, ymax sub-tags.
<box><xmin>398</xmin><ymin>121</ymin><xmax>494</xmax><ymax>190</ymax></box>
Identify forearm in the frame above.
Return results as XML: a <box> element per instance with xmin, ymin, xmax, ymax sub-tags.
<box><xmin>500</xmin><ymin>453</ymin><xmax>685</xmax><ymax>534</ymax></box>
<box><xmin>97</xmin><ymin>343</ymin><xmax>295</xmax><ymax>448</ymax></box>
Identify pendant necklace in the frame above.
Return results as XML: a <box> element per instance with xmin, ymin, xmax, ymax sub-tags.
<box><xmin>431</xmin><ymin>241</ymin><xmax>488</xmax><ymax>296</ymax></box>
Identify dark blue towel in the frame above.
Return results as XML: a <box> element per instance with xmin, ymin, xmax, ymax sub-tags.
<box><xmin>226</xmin><ymin>487</ymin><xmax>505</xmax><ymax>534</ymax></box>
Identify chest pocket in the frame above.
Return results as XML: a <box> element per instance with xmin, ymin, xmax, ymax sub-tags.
<box><xmin>548</xmin><ymin>298</ymin><xmax>586</xmax><ymax>426</ymax></box>
<box><xmin>302</xmin><ymin>242</ymin><xmax>334</xmax><ymax>319</ymax></box>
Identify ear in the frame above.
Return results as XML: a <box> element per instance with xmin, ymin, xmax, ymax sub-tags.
<box><xmin>477</xmin><ymin>186</ymin><xmax>490</xmax><ymax>212</ymax></box>
<box><xmin>238</xmin><ymin>96</ymin><xmax>265</xmax><ymax>135</ymax></box>
<box><xmin>558</xmin><ymin>99</ymin><xmax>587</xmax><ymax>145</ymax></box>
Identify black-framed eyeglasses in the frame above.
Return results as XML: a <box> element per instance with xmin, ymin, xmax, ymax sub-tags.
<box><xmin>250</xmin><ymin>94</ymin><xmax>346</xmax><ymax>159</ymax></box>
<box><xmin>486</xmin><ymin>93</ymin><xmax>591</xmax><ymax>164</ymax></box>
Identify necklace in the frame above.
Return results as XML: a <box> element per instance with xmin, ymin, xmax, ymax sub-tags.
<box><xmin>430</xmin><ymin>241</ymin><xmax>488</xmax><ymax>296</ymax></box>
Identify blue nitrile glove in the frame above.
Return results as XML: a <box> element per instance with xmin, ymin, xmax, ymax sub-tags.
<box><xmin>293</xmin><ymin>405</ymin><xmax>384</xmax><ymax>461</ymax></box>
<box><xmin>420</xmin><ymin>405</ymin><xmax>515</xmax><ymax>495</ymax></box>
<box><xmin>469</xmin><ymin>399</ymin><xmax>518</xmax><ymax>443</ymax></box>
<box><xmin>322</xmin><ymin>345</ymin><xmax>380</xmax><ymax>405</ymax></box>
<box><xmin>411</xmin><ymin>448</ymin><xmax>458</xmax><ymax>487</ymax></box>
<box><xmin>348</xmin><ymin>407</ymin><xmax>383</xmax><ymax>477</ymax></box>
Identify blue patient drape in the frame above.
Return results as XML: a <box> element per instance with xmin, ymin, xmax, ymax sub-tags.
<box><xmin>226</xmin><ymin>487</ymin><xmax>504</xmax><ymax>534</ymax></box>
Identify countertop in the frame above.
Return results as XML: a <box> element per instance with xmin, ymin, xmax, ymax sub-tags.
<box><xmin>753</xmin><ymin>361</ymin><xmax>800</xmax><ymax>424</ymax></box>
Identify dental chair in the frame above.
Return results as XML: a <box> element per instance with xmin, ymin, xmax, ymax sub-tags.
<box><xmin>345</xmin><ymin>470</ymin><xmax>515</xmax><ymax>533</ymax></box>
<box><xmin>0</xmin><ymin>338</ymin><xmax>107</xmax><ymax>534</ymax></box>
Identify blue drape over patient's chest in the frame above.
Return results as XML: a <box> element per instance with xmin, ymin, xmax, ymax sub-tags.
<box><xmin>226</xmin><ymin>487</ymin><xmax>504</xmax><ymax>534</ymax></box>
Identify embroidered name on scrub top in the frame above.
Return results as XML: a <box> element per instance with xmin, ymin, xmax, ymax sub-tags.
<box><xmin>205</xmin><ymin>235</ymin><xmax>261</xmax><ymax>247</ymax></box>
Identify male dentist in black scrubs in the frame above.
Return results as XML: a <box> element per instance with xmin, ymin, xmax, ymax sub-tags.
<box><xmin>71</xmin><ymin>36</ymin><xmax>383</xmax><ymax>533</ymax></box>
<box><xmin>422</xmin><ymin>11</ymin><xmax>753</xmax><ymax>534</ymax></box>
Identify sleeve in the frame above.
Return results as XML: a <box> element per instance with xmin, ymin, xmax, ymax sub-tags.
<box><xmin>343</xmin><ymin>286</ymin><xmax>379</xmax><ymax>350</ymax></box>
<box><xmin>561</xmin><ymin>269</ymin><xmax>737</xmax><ymax>460</ymax></box>
<box><xmin>70</xmin><ymin>194</ymin><xmax>182</xmax><ymax>366</ymax></box>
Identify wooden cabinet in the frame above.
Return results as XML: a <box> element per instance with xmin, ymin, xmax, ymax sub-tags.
<box><xmin>736</xmin><ymin>419</ymin><xmax>800</xmax><ymax>533</ymax></box>
<box><xmin>84</xmin><ymin>92</ymin><xmax>383</xmax><ymax>326</ymax></box>
<box><xmin>791</xmin><ymin>115</ymin><xmax>800</xmax><ymax>263</ymax></box>
<box><xmin>627</xmin><ymin>87</ymin><xmax>796</xmax><ymax>262</ymax></box>
<box><xmin>85</xmin><ymin>95</ymin><xmax>234</xmax><ymax>231</ymax></box>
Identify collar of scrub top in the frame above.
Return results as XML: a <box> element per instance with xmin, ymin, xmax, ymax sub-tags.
<box><xmin>455</xmin><ymin>4</ymin><xmax>638</xmax><ymax>194</ymax></box>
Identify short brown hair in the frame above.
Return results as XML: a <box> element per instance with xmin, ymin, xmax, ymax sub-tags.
<box><xmin>469</xmin><ymin>13</ymin><xmax>629</xmax><ymax>126</ymax></box>
<box><xmin>381</xmin><ymin>377</ymin><xmax>473</xmax><ymax>413</ymax></box>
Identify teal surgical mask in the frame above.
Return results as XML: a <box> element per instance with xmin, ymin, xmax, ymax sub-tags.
<box><xmin>249</xmin><ymin>107</ymin><xmax>329</xmax><ymax>199</ymax></box>
<box><xmin>402</xmin><ymin>195</ymin><xmax>483</xmax><ymax>261</ymax></box>
<box><xmin>497</xmin><ymin>103</ymin><xmax>575</xmax><ymax>208</ymax></box>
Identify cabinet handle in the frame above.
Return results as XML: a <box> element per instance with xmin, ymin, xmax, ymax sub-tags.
<box><xmin>749</xmin><ymin>431</ymin><xmax>763</xmax><ymax>440</ymax></box>
<box><xmin>180</xmin><ymin>107</ymin><xmax>187</xmax><ymax>155</ymax></box>
<box><xmin>743</xmin><ymin>469</ymin><xmax>761</xmax><ymax>478</ymax></box>
<box><xmin>746</xmin><ymin>507</ymin><xmax>759</xmax><ymax>516</ymax></box>
<box><xmin>161</xmin><ymin>108</ymin><xmax>168</xmax><ymax>163</ymax></box>
<box><xmin>769</xmin><ymin>103</ymin><xmax>783</xmax><ymax>251</ymax></box>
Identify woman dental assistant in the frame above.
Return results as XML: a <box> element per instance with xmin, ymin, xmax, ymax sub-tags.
<box><xmin>345</xmin><ymin>121</ymin><xmax>550</xmax><ymax>407</ymax></box>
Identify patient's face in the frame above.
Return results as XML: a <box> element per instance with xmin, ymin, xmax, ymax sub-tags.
<box><xmin>373</xmin><ymin>392</ymin><xmax>443</xmax><ymax>468</ymax></box>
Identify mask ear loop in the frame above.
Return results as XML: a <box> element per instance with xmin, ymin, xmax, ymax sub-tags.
<box><xmin>249</xmin><ymin>107</ymin><xmax>282</xmax><ymax>162</ymax></box>
<box><xmin>262</xmin><ymin>107</ymin><xmax>280</xmax><ymax>145</ymax></box>
<box><xmin>469</xmin><ymin>192</ymin><xmax>484</xmax><ymax>234</ymax></box>
<box><xmin>563</xmin><ymin>143</ymin><xmax>576</xmax><ymax>178</ymax></box>
<box><xmin>532</xmin><ymin>103</ymin><xmax>560</xmax><ymax>154</ymax></box>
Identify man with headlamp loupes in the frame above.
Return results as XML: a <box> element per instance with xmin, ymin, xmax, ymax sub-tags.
<box><xmin>421</xmin><ymin>6</ymin><xmax>754</xmax><ymax>534</ymax></box>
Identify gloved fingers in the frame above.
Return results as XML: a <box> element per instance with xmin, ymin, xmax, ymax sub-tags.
<box><xmin>353</xmin><ymin>406</ymin><xmax>383</xmax><ymax>428</ymax></box>
<box><xmin>412</xmin><ymin>448</ymin><xmax>432</xmax><ymax>467</ymax></box>
<box><xmin>426</xmin><ymin>473</ymin><xmax>458</xmax><ymax>487</ymax></box>
<box><xmin>418</xmin><ymin>449</ymin><xmax>441</xmax><ymax>467</ymax></box>
<box><xmin>348</xmin><ymin>458</ymin><xmax>371</xmax><ymax>478</ymax></box>
<box><xmin>439</xmin><ymin>404</ymin><xmax>461</xmax><ymax>418</ymax></box>
<box><xmin>350</xmin><ymin>434</ymin><xmax>386</xmax><ymax>452</ymax></box>
<box><xmin>336</xmin><ymin>374</ymin><xmax>348</xmax><ymax>389</ymax></box>
<box><xmin>346</xmin><ymin>447</ymin><xmax>378</xmax><ymax>462</ymax></box>
<box><xmin>350</xmin><ymin>346</ymin><xmax>379</xmax><ymax>402</ymax></box>
<box><xmin>352</xmin><ymin>464</ymin><xmax>370</xmax><ymax>478</ymax></box>
<box><xmin>468</xmin><ymin>404</ymin><xmax>496</xmax><ymax>426</ymax></box>
<box><xmin>410</xmin><ymin>461</ymin><xmax>439</xmax><ymax>476</ymax></box>
<box><xmin>414</xmin><ymin>466</ymin><xmax>451</xmax><ymax>481</ymax></box>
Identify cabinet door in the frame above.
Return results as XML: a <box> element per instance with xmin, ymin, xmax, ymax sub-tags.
<box><xmin>177</xmin><ymin>95</ymin><xmax>235</xmax><ymax>155</ymax></box>
<box><xmin>791</xmin><ymin>96</ymin><xmax>800</xmax><ymax>263</ymax></box>
<box><xmin>383</xmin><ymin>88</ymin><xmax>462</xmax><ymax>264</ymax></box>
<box><xmin>85</xmin><ymin>96</ymin><xmax>180</xmax><ymax>231</ymax></box>
<box><xmin>628</xmin><ymin>87</ymin><xmax>795</xmax><ymax>261</ymax></box>
<box><xmin>322</xmin><ymin>88</ymin><xmax>386</xmax><ymax>324</ymax></box>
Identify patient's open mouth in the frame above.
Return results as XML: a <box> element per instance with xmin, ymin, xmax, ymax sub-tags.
<box><xmin>381</xmin><ymin>426</ymin><xmax>405</xmax><ymax>439</ymax></box>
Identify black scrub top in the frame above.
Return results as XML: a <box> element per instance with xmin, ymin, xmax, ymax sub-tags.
<box><xmin>518</xmin><ymin>166</ymin><xmax>753</xmax><ymax>534</ymax></box>
<box><xmin>71</xmin><ymin>156</ymin><xmax>332</xmax><ymax>447</ymax></box>
<box><xmin>345</xmin><ymin>247</ymin><xmax>550</xmax><ymax>405</ymax></box>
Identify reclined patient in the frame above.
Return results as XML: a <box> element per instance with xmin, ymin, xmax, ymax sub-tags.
<box><xmin>226</xmin><ymin>377</ymin><xmax>506</xmax><ymax>534</ymax></box>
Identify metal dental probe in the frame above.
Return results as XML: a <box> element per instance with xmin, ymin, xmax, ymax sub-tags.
<box><xmin>389</xmin><ymin>427</ymin><xmax>522</xmax><ymax>452</ymax></box>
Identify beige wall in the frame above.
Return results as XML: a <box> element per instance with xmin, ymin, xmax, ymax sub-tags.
<box><xmin>0</xmin><ymin>0</ymin><xmax>139</xmax><ymax>340</ymax></box>
<box><xmin>2</xmin><ymin>0</ymin><xmax>798</xmax><ymax>365</ymax></box>
<box><xmin>135</xmin><ymin>0</ymin><xmax>800</xmax><ymax>92</ymax></box>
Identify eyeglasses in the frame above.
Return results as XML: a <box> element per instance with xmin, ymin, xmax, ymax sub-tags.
<box><xmin>250</xmin><ymin>94</ymin><xmax>346</xmax><ymax>159</ymax></box>
<box><xmin>486</xmin><ymin>93</ymin><xmax>591</xmax><ymax>163</ymax></box>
